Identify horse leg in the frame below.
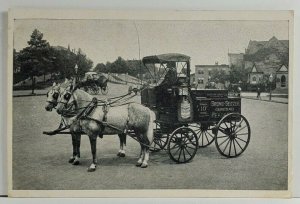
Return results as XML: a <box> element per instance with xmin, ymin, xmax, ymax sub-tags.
<box><xmin>136</xmin><ymin>142</ymin><xmax>145</xmax><ymax>167</ymax></box>
<box><xmin>117</xmin><ymin>133</ymin><xmax>126</xmax><ymax>157</ymax></box>
<box><xmin>87</xmin><ymin>136</ymin><xmax>97</xmax><ymax>172</ymax></box>
<box><xmin>140</xmin><ymin>118</ymin><xmax>154</xmax><ymax>168</ymax></box>
<box><xmin>69</xmin><ymin>133</ymin><xmax>77</xmax><ymax>163</ymax></box>
<box><xmin>72</xmin><ymin>133</ymin><xmax>81</xmax><ymax>165</ymax></box>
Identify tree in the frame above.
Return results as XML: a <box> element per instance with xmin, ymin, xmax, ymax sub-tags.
<box><xmin>76</xmin><ymin>48</ymin><xmax>93</xmax><ymax>77</ymax></box>
<box><xmin>94</xmin><ymin>63</ymin><xmax>107</xmax><ymax>73</ymax></box>
<box><xmin>109</xmin><ymin>57</ymin><xmax>129</xmax><ymax>73</ymax></box>
<box><xmin>228</xmin><ymin>65</ymin><xmax>249</xmax><ymax>84</ymax></box>
<box><xmin>18</xmin><ymin>29</ymin><xmax>52</xmax><ymax>94</ymax></box>
<box><xmin>210</xmin><ymin>69</ymin><xmax>228</xmax><ymax>84</ymax></box>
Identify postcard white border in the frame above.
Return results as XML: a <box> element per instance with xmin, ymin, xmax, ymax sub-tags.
<box><xmin>7</xmin><ymin>9</ymin><xmax>294</xmax><ymax>198</ymax></box>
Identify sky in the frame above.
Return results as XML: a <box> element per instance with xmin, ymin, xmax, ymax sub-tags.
<box><xmin>13</xmin><ymin>19</ymin><xmax>289</xmax><ymax>72</ymax></box>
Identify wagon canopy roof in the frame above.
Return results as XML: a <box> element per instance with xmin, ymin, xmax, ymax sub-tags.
<box><xmin>142</xmin><ymin>53</ymin><xmax>190</xmax><ymax>64</ymax></box>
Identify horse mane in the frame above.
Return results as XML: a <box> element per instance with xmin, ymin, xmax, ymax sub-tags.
<box><xmin>73</xmin><ymin>88</ymin><xmax>94</xmax><ymax>108</ymax></box>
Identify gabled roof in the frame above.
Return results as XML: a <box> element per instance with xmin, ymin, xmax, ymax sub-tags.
<box><xmin>142</xmin><ymin>53</ymin><xmax>190</xmax><ymax>64</ymax></box>
<box><xmin>250</xmin><ymin>64</ymin><xmax>264</xmax><ymax>73</ymax></box>
<box><xmin>276</xmin><ymin>64</ymin><xmax>288</xmax><ymax>72</ymax></box>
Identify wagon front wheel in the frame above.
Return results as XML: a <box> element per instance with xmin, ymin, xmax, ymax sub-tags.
<box><xmin>168</xmin><ymin>127</ymin><xmax>198</xmax><ymax>163</ymax></box>
<box><xmin>214</xmin><ymin>113</ymin><xmax>250</xmax><ymax>158</ymax></box>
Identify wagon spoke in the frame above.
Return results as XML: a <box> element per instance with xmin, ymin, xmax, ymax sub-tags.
<box><xmin>222</xmin><ymin>139</ymin><xmax>231</xmax><ymax>153</ymax></box>
<box><xmin>218</xmin><ymin>137</ymin><xmax>230</xmax><ymax>146</ymax></box>
<box><xmin>235</xmin><ymin>136</ymin><xmax>247</xmax><ymax>143</ymax></box>
<box><xmin>234</xmin><ymin>138</ymin><xmax>243</xmax><ymax>150</ymax></box>
<box><xmin>228</xmin><ymin>140</ymin><xmax>232</xmax><ymax>156</ymax></box>
<box><xmin>177</xmin><ymin>148</ymin><xmax>182</xmax><ymax>162</ymax></box>
<box><xmin>235</xmin><ymin>125</ymin><xmax>247</xmax><ymax>134</ymax></box>
<box><xmin>206</xmin><ymin>131</ymin><xmax>214</xmax><ymax>138</ymax></box>
<box><xmin>234</xmin><ymin>119</ymin><xmax>244</xmax><ymax>132</ymax></box>
<box><xmin>184</xmin><ymin>147</ymin><xmax>192</xmax><ymax>157</ymax></box>
<box><xmin>182</xmin><ymin>148</ymin><xmax>186</xmax><ymax>162</ymax></box>
<box><xmin>204</xmin><ymin>132</ymin><xmax>210</xmax><ymax>144</ymax></box>
<box><xmin>186</xmin><ymin>144</ymin><xmax>197</xmax><ymax>151</ymax></box>
<box><xmin>236</xmin><ymin>133</ymin><xmax>249</xmax><ymax>136</ymax></box>
<box><xmin>233</xmin><ymin>139</ymin><xmax>237</xmax><ymax>156</ymax></box>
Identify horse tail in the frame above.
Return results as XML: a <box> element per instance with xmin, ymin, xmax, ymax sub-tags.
<box><xmin>146</xmin><ymin>109</ymin><xmax>155</xmax><ymax>145</ymax></box>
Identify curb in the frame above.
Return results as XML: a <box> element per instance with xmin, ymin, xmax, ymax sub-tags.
<box><xmin>13</xmin><ymin>93</ymin><xmax>46</xmax><ymax>98</ymax></box>
<box><xmin>241</xmin><ymin>96</ymin><xmax>288</xmax><ymax>104</ymax></box>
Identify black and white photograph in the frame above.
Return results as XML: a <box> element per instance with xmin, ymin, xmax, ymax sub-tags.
<box><xmin>7</xmin><ymin>10</ymin><xmax>293</xmax><ymax>197</ymax></box>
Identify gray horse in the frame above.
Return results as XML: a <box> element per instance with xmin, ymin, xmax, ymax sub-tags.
<box><xmin>56</xmin><ymin>85</ymin><xmax>154</xmax><ymax>172</ymax></box>
<box><xmin>45</xmin><ymin>82</ymin><xmax>127</xmax><ymax>167</ymax></box>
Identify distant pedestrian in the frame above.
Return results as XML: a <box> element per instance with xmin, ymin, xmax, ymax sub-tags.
<box><xmin>237</xmin><ymin>86</ymin><xmax>242</xmax><ymax>97</ymax></box>
<box><xmin>257</xmin><ymin>87</ymin><xmax>261</xmax><ymax>100</ymax></box>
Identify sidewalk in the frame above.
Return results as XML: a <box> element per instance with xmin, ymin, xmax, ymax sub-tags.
<box><xmin>242</xmin><ymin>95</ymin><xmax>288</xmax><ymax>104</ymax></box>
<box><xmin>13</xmin><ymin>89</ymin><xmax>48</xmax><ymax>97</ymax></box>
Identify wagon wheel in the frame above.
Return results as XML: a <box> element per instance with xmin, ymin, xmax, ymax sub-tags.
<box><xmin>101</xmin><ymin>86</ymin><xmax>108</xmax><ymax>95</ymax></box>
<box><xmin>91</xmin><ymin>85</ymin><xmax>100</xmax><ymax>95</ymax></box>
<box><xmin>167</xmin><ymin>127</ymin><xmax>198</xmax><ymax>163</ymax></box>
<box><xmin>150</xmin><ymin>123</ymin><xmax>169</xmax><ymax>152</ymax></box>
<box><xmin>214</xmin><ymin>113</ymin><xmax>251</xmax><ymax>158</ymax></box>
<box><xmin>189</xmin><ymin>123</ymin><xmax>215</xmax><ymax>148</ymax></box>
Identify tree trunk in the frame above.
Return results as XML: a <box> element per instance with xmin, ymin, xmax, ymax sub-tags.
<box><xmin>31</xmin><ymin>76</ymin><xmax>35</xmax><ymax>94</ymax></box>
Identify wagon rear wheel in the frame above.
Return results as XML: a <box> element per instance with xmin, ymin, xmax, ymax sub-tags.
<box><xmin>168</xmin><ymin>127</ymin><xmax>198</xmax><ymax>163</ymax></box>
<box><xmin>214</xmin><ymin>113</ymin><xmax>250</xmax><ymax>158</ymax></box>
<box><xmin>189</xmin><ymin>123</ymin><xmax>215</xmax><ymax>147</ymax></box>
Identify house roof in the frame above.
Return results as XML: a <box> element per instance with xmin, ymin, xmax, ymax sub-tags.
<box><xmin>250</xmin><ymin>65</ymin><xmax>264</xmax><ymax>73</ymax></box>
<box><xmin>246</xmin><ymin>36</ymin><xmax>289</xmax><ymax>55</ymax></box>
<box><xmin>276</xmin><ymin>64</ymin><xmax>288</xmax><ymax>72</ymax></box>
<box><xmin>142</xmin><ymin>53</ymin><xmax>190</xmax><ymax>64</ymax></box>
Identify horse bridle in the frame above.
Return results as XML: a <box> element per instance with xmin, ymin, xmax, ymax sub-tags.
<box><xmin>58</xmin><ymin>89</ymin><xmax>78</xmax><ymax>114</ymax></box>
<box><xmin>46</xmin><ymin>89</ymin><xmax>60</xmax><ymax>107</ymax></box>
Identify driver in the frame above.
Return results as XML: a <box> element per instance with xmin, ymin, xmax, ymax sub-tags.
<box><xmin>155</xmin><ymin>62</ymin><xmax>178</xmax><ymax>107</ymax></box>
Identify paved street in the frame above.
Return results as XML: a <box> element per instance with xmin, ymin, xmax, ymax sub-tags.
<box><xmin>12</xmin><ymin>83</ymin><xmax>288</xmax><ymax>190</ymax></box>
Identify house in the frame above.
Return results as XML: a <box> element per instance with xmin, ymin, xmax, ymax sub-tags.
<box><xmin>275</xmin><ymin>65</ymin><xmax>288</xmax><ymax>89</ymax></box>
<box><xmin>194</xmin><ymin>63</ymin><xmax>229</xmax><ymax>89</ymax></box>
<box><xmin>228</xmin><ymin>53</ymin><xmax>244</xmax><ymax>68</ymax></box>
<box><xmin>248</xmin><ymin>64</ymin><xmax>264</xmax><ymax>85</ymax></box>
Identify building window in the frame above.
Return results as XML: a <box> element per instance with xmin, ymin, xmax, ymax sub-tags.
<box><xmin>198</xmin><ymin>69</ymin><xmax>204</xmax><ymax>74</ymax></box>
<box><xmin>198</xmin><ymin>78</ymin><xmax>204</xmax><ymax>84</ymax></box>
<box><xmin>252</xmin><ymin>76</ymin><xmax>257</xmax><ymax>82</ymax></box>
<box><xmin>281</xmin><ymin>75</ymin><xmax>286</xmax><ymax>87</ymax></box>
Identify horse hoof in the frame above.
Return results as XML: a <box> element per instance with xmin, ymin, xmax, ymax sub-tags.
<box><xmin>72</xmin><ymin>160</ymin><xmax>80</xmax><ymax>165</ymax></box>
<box><xmin>119</xmin><ymin>153</ymin><xmax>126</xmax><ymax>157</ymax></box>
<box><xmin>68</xmin><ymin>158</ymin><xmax>75</xmax><ymax>163</ymax></box>
<box><xmin>141</xmin><ymin>163</ymin><xmax>148</xmax><ymax>168</ymax></box>
<box><xmin>136</xmin><ymin>163</ymin><xmax>142</xmax><ymax>167</ymax></box>
<box><xmin>87</xmin><ymin>167</ymin><xmax>96</xmax><ymax>172</ymax></box>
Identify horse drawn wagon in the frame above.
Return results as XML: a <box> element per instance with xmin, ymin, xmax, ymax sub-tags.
<box><xmin>141</xmin><ymin>53</ymin><xmax>251</xmax><ymax>163</ymax></box>
<box><xmin>44</xmin><ymin>53</ymin><xmax>250</xmax><ymax>171</ymax></box>
<box><xmin>78</xmin><ymin>71</ymin><xmax>108</xmax><ymax>95</ymax></box>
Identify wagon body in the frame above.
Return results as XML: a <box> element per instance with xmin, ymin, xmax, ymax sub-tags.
<box><xmin>141</xmin><ymin>53</ymin><xmax>251</xmax><ymax>163</ymax></box>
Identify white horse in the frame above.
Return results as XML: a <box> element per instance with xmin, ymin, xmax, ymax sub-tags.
<box><xmin>56</xmin><ymin>85</ymin><xmax>154</xmax><ymax>172</ymax></box>
<box><xmin>45</xmin><ymin>82</ymin><xmax>127</xmax><ymax>167</ymax></box>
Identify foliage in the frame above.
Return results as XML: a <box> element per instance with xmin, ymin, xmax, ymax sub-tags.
<box><xmin>210</xmin><ymin>69</ymin><xmax>228</xmax><ymax>84</ymax></box>
<box><xmin>228</xmin><ymin>65</ymin><xmax>249</xmax><ymax>84</ymax></box>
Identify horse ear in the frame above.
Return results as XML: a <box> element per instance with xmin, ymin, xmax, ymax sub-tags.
<box><xmin>52</xmin><ymin>82</ymin><xmax>56</xmax><ymax>87</ymax></box>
